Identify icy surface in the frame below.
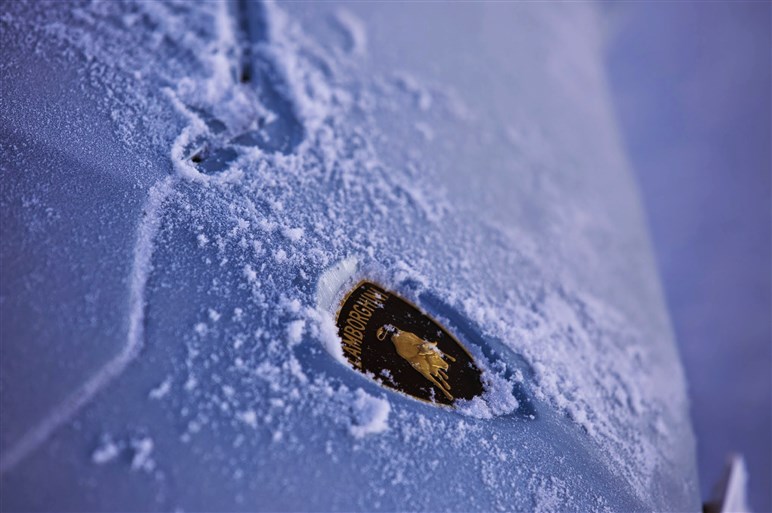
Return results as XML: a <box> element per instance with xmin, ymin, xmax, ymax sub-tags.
<box><xmin>0</xmin><ymin>1</ymin><xmax>699</xmax><ymax>511</ymax></box>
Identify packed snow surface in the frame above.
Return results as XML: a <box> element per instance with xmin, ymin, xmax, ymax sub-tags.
<box><xmin>0</xmin><ymin>1</ymin><xmax>699</xmax><ymax>511</ymax></box>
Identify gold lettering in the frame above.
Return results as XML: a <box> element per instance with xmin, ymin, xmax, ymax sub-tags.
<box><xmin>370</xmin><ymin>287</ymin><xmax>388</xmax><ymax>301</ymax></box>
<box><xmin>362</xmin><ymin>287</ymin><xmax>387</xmax><ymax>306</ymax></box>
<box><xmin>346</xmin><ymin>316</ymin><xmax>367</xmax><ymax>332</ymax></box>
<box><xmin>356</xmin><ymin>294</ymin><xmax>380</xmax><ymax>312</ymax></box>
<box><xmin>343</xmin><ymin>344</ymin><xmax>361</xmax><ymax>358</ymax></box>
<box><xmin>343</xmin><ymin>325</ymin><xmax>363</xmax><ymax>345</ymax></box>
<box><xmin>352</xmin><ymin>303</ymin><xmax>374</xmax><ymax>318</ymax></box>
<box><xmin>342</xmin><ymin>345</ymin><xmax>362</xmax><ymax>368</ymax></box>
<box><xmin>350</xmin><ymin>308</ymin><xmax>374</xmax><ymax>324</ymax></box>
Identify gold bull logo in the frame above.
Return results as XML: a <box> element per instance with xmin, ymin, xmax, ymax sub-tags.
<box><xmin>377</xmin><ymin>324</ymin><xmax>456</xmax><ymax>401</ymax></box>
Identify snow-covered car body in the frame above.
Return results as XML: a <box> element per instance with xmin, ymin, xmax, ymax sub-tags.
<box><xmin>1</xmin><ymin>1</ymin><xmax>700</xmax><ymax>511</ymax></box>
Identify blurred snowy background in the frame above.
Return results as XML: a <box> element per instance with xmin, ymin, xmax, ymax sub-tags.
<box><xmin>604</xmin><ymin>3</ymin><xmax>771</xmax><ymax>511</ymax></box>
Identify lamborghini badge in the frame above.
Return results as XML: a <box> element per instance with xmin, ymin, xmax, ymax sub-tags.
<box><xmin>336</xmin><ymin>281</ymin><xmax>484</xmax><ymax>405</ymax></box>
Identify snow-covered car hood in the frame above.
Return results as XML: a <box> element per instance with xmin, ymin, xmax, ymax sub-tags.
<box><xmin>0</xmin><ymin>1</ymin><xmax>700</xmax><ymax>511</ymax></box>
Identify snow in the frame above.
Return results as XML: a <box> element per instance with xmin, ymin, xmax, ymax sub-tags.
<box><xmin>333</xmin><ymin>9</ymin><xmax>367</xmax><ymax>57</ymax></box>
<box><xmin>282</xmin><ymin>227</ymin><xmax>304</xmax><ymax>242</ymax></box>
<box><xmin>349</xmin><ymin>389</ymin><xmax>390</xmax><ymax>438</ymax></box>
<box><xmin>394</xmin><ymin>72</ymin><xmax>433</xmax><ymax>111</ymax></box>
<box><xmin>316</xmin><ymin>256</ymin><xmax>359</xmax><ymax>313</ymax></box>
<box><xmin>309</xmin><ymin>306</ymin><xmax>347</xmax><ymax>366</ymax></box>
<box><xmin>148</xmin><ymin>378</ymin><xmax>172</xmax><ymax>400</ymax></box>
<box><xmin>238</xmin><ymin>410</ymin><xmax>258</xmax><ymax>429</ymax></box>
<box><xmin>130</xmin><ymin>436</ymin><xmax>155</xmax><ymax>472</ymax></box>
<box><xmin>286</xmin><ymin>319</ymin><xmax>305</xmax><ymax>346</ymax></box>
<box><xmin>0</xmin><ymin>0</ymin><xmax>698</xmax><ymax>511</ymax></box>
<box><xmin>242</xmin><ymin>264</ymin><xmax>258</xmax><ymax>284</ymax></box>
<box><xmin>90</xmin><ymin>433</ymin><xmax>156</xmax><ymax>474</ymax></box>
<box><xmin>91</xmin><ymin>437</ymin><xmax>120</xmax><ymax>465</ymax></box>
<box><xmin>193</xmin><ymin>323</ymin><xmax>207</xmax><ymax>336</ymax></box>
<box><xmin>456</xmin><ymin>370</ymin><xmax>520</xmax><ymax>420</ymax></box>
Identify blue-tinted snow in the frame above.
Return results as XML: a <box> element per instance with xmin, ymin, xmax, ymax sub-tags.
<box><xmin>0</xmin><ymin>1</ymin><xmax>699</xmax><ymax>511</ymax></box>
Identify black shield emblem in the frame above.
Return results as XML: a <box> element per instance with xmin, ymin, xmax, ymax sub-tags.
<box><xmin>336</xmin><ymin>281</ymin><xmax>484</xmax><ymax>405</ymax></box>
